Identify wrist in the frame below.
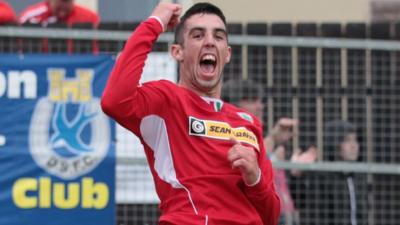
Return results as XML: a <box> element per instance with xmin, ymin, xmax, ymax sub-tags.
<box><xmin>245</xmin><ymin>168</ymin><xmax>261</xmax><ymax>187</ymax></box>
<box><xmin>148</xmin><ymin>16</ymin><xmax>165</xmax><ymax>31</ymax></box>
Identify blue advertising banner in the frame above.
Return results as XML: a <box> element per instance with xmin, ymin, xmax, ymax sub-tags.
<box><xmin>0</xmin><ymin>54</ymin><xmax>115</xmax><ymax>225</ymax></box>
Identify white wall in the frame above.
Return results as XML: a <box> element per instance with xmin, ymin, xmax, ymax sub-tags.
<box><xmin>191</xmin><ymin>0</ymin><xmax>371</xmax><ymax>23</ymax></box>
<box><xmin>75</xmin><ymin>0</ymin><xmax>98</xmax><ymax>12</ymax></box>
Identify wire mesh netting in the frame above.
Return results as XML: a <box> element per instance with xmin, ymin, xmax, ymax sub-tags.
<box><xmin>1</xmin><ymin>23</ymin><xmax>400</xmax><ymax>225</ymax></box>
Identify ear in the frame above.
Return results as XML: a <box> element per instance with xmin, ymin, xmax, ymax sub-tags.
<box><xmin>225</xmin><ymin>46</ymin><xmax>232</xmax><ymax>63</ymax></box>
<box><xmin>170</xmin><ymin>44</ymin><xmax>183</xmax><ymax>61</ymax></box>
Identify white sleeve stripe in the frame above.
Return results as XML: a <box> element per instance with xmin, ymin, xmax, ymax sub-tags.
<box><xmin>245</xmin><ymin>168</ymin><xmax>262</xmax><ymax>187</ymax></box>
<box><xmin>19</xmin><ymin>5</ymin><xmax>47</xmax><ymax>24</ymax></box>
<box><xmin>148</xmin><ymin>16</ymin><xmax>165</xmax><ymax>32</ymax></box>
<box><xmin>140</xmin><ymin>115</ymin><xmax>199</xmax><ymax>215</ymax></box>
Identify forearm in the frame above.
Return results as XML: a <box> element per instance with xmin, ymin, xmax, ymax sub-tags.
<box><xmin>263</xmin><ymin>135</ymin><xmax>276</xmax><ymax>154</ymax></box>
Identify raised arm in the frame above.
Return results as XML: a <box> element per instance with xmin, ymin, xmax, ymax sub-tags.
<box><xmin>101</xmin><ymin>3</ymin><xmax>182</xmax><ymax>126</ymax></box>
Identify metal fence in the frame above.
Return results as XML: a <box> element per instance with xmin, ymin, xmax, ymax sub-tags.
<box><xmin>1</xmin><ymin>22</ymin><xmax>400</xmax><ymax>225</ymax></box>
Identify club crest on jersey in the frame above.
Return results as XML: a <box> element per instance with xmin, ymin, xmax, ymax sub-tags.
<box><xmin>237</xmin><ymin>112</ymin><xmax>254</xmax><ymax>123</ymax></box>
<box><xmin>189</xmin><ymin>116</ymin><xmax>259</xmax><ymax>151</ymax></box>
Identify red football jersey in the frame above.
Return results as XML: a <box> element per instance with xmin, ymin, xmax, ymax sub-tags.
<box><xmin>101</xmin><ymin>18</ymin><xmax>280</xmax><ymax>225</ymax></box>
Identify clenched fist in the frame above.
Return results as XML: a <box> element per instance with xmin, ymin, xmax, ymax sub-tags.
<box><xmin>150</xmin><ymin>3</ymin><xmax>182</xmax><ymax>31</ymax></box>
<box><xmin>228</xmin><ymin>138</ymin><xmax>261</xmax><ymax>186</ymax></box>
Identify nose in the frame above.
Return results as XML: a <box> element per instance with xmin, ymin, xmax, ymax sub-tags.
<box><xmin>204</xmin><ymin>32</ymin><xmax>216</xmax><ymax>47</ymax></box>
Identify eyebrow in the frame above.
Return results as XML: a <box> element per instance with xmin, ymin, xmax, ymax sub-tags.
<box><xmin>188</xmin><ymin>26</ymin><xmax>227</xmax><ymax>36</ymax></box>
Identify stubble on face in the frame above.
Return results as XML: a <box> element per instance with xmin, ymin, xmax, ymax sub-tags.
<box><xmin>176</xmin><ymin>14</ymin><xmax>231</xmax><ymax>97</ymax></box>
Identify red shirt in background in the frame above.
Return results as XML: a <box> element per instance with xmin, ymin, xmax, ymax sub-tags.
<box><xmin>18</xmin><ymin>1</ymin><xmax>100</xmax><ymax>54</ymax></box>
<box><xmin>0</xmin><ymin>1</ymin><xmax>16</xmax><ymax>24</ymax></box>
<box><xmin>19</xmin><ymin>1</ymin><xmax>99</xmax><ymax>26</ymax></box>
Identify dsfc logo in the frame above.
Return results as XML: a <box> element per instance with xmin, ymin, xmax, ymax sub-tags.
<box><xmin>29</xmin><ymin>99</ymin><xmax>110</xmax><ymax>179</ymax></box>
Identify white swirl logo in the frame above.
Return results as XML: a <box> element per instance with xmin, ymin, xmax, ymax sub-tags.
<box><xmin>192</xmin><ymin>120</ymin><xmax>205</xmax><ymax>133</ymax></box>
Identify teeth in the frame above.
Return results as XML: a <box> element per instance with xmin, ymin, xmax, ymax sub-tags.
<box><xmin>202</xmin><ymin>54</ymin><xmax>216</xmax><ymax>61</ymax></box>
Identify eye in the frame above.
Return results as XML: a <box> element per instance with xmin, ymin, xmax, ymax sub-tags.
<box><xmin>192</xmin><ymin>31</ymin><xmax>203</xmax><ymax>39</ymax></box>
<box><xmin>215</xmin><ymin>32</ymin><xmax>226</xmax><ymax>41</ymax></box>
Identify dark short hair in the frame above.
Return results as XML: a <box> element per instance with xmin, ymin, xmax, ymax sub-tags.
<box><xmin>174</xmin><ymin>2</ymin><xmax>227</xmax><ymax>44</ymax></box>
<box><xmin>221</xmin><ymin>78</ymin><xmax>262</xmax><ymax>106</ymax></box>
<box><xmin>323</xmin><ymin>120</ymin><xmax>357</xmax><ymax>161</ymax></box>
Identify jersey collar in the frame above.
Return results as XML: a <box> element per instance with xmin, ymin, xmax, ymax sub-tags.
<box><xmin>201</xmin><ymin>97</ymin><xmax>224</xmax><ymax>112</ymax></box>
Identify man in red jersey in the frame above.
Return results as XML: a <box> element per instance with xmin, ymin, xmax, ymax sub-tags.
<box><xmin>101</xmin><ymin>2</ymin><xmax>280</xmax><ymax>225</ymax></box>
<box><xmin>0</xmin><ymin>1</ymin><xmax>16</xmax><ymax>25</ymax></box>
<box><xmin>19</xmin><ymin>0</ymin><xmax>99</xmax><ymax>26</ymax></box>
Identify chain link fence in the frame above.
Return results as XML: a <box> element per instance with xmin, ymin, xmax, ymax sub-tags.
<box><xmin>1</xmin><ymin>22</ymin><xmax>400</xmax><ymax>225</ymax></box>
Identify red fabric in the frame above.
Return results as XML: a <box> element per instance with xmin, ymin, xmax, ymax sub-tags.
<box><xmin>0</xmin><ymin>1</ymin><xmax>16</xmax><ymax>24</ymax></box>
<box><xmin>101</xmin><ymin>18</ymin><xmax>280</xmax><ymax>225</ymax></box>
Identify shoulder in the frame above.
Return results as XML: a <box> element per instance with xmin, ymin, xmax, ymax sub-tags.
<box><xmin>139</xmin><ymin>80</ymin><xmax>191</xmax><ymax>107</ymax></box>
<box><xmin>19</xmin><ymin>1</ymin><xmax>48</xmax><ymax>24</ymax></box>
<box><xmin>225</xmin><ymin>103</ymin><xmax>262</xmax><ymax>126</ymax></box>
<box><xmin>71</xmin><ymin>4</ymin><xmax>100</xmax><ymax>23</ymax></box>
<box><xmin>143</xmin><ymin>79</ymin><xmax>177</xmax><ymax>88</ymax></box>
<box><xmin>73</xmin><ymin>4</ymin><xmax>99</xmax><ymax>16</ymax></box>
<box><xmin>141</xmin><ymin>80</ymin><xmax>182</xmax><ymax>95</ymax></box>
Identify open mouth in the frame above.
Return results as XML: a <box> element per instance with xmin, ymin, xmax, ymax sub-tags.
<box><xmin>200</xmin><ymin>54</ymin><xmax>217</xmax><ymax>75</ymax></box>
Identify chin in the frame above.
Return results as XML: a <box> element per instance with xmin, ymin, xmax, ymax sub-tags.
<box><xmin>196</xmin><ymin>76</ymin><xmax>220</xmax><ymax>89</ymax></box>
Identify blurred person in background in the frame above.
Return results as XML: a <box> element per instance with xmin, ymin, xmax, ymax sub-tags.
<box><xmin>101</xmin><ymin>2</ymin><xmax>280</xmax><ymax>224</ymax></box>
<box><xmin>318</xmin><ymin>120</ymin><xmax>368</xmax><ymax>225</ymax></box>
<box><xmin>0</xmin><ymin>1</ymin><xmax>16</xmax><ymax>25</ymax></box>
<box><xmin>323</xmin><ymin>120</ymin><xmax>360</xmax><ymax>162</ymax></box>
<box><xmin>18</xmin><ymin>0</ymin><xmax>99</xmax><ymax>26</ymax></box>
<box><xmin>293</xmin><ymin>120</ymin><xmax>368</xmax><ymax>225</ymax></box>
<box><xmin>18</xmin><ymin>0</ymin><xmax>100</xmax><ymax>53</ymax></box>
<box><xmin>222</xmin><ymin>78</ymin><xmax>317</xmax><ymax>225</ymax></box>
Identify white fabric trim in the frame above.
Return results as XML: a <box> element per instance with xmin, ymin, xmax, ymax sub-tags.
<box><xmin>148</xmin><ymin>16</ymin><xmax>165</xmax><ymax>32</ymax></box>
<box><xmin>201</xmin><ymin>96</ymin><xmax>224</xmax><ymax>112</ymax></box>
<box><xmin>19</xmin><ymin>5</ymin><xmax>48</xmax><ymax>24</ymax></box>
<box><xmin>140</xmin><ymin>115</ymin><xmax>199</xmax><ymax>214</ymax></box>
<box><xmin>201</xmin><ymin>96</ymin><xmax>222</xmax><ymax>104</ymax></box>
<box><xmin>347</xmin><ymin>176</ymin><xmax>357</xmax><ymax>225</ymax></box>
<box><xmin>245</xmin><ymin>167</ymin><xmax>262</xmax><ymax>187</ymax></box>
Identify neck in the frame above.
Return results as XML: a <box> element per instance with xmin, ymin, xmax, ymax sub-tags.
<box><xmin>178</xmin><ymin>72</ymin><xmax>222</xmax><ymax>98</ymax></box>
<box><xmin>178</xmin><ymin>81</ymin><xmax>221</xmax><ymax>98</ymax></box>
